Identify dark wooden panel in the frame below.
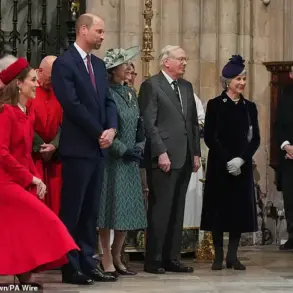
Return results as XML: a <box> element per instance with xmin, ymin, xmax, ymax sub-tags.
<box><xmin>264</xmin><ymin>61</ymin><xmax>293</xmax><ymax>170</ymax></box>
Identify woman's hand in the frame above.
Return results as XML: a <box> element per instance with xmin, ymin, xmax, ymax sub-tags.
<box><xmin>32</xmin><ymin>176</ymin><xmax>47</xmax><ymax>199</ymax></box>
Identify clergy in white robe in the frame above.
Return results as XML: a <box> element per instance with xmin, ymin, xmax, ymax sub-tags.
<box><xmin>183</xmin><ymin>93</ymin><xmax>206</xmax><ymax>228</ymax></box>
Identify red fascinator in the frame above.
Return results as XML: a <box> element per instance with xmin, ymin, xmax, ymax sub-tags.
<box><xmin>0</xmin><ymin>57</ymin><xmax>29</xmax><ymax>85</ymax></box>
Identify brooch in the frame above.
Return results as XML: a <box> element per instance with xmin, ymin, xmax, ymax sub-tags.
<box><xmin>223</xmin><ymin>98</ymin><xmax>227</xmax><ymax>103</ymax></box>
<box><xmin>128</xmin><ymin>91</ymin><xmax>132</xmax><ymax>101</ymax></box>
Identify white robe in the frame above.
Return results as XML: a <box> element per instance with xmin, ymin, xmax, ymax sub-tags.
<box><xmin>183</xmin><ymin>93</ymin><xmax>206</xmax><ymax>228</ymax></box>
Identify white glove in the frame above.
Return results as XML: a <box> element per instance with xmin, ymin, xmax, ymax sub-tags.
<box><xmin>230</xmin><ymin>169</ymin><xmax>241</xmax><ymax>176</ymax></box>
<box><xmin>227</xmin><ymin>157</ymin><xmax>245</xmax><ymax>173</ymax></box>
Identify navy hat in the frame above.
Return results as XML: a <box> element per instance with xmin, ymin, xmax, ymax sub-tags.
<box><xmin>222</xmin><ymin>55</ymin><xmax>245</xmax><ymax>79</ymax></box>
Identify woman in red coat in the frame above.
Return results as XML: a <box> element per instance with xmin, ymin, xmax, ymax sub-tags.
<box><xmin>0</xmin><ymin>58</ymin><xmax>79</xmax><ymax>283</ymax></box>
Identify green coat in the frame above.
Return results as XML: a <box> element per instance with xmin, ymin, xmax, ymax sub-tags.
<box><xmin>97</xmin><ymin>84</ymin><xmax>147</xmax><ymax>230</ymax></box>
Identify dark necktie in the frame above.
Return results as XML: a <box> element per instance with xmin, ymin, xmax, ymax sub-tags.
<box><xmin>172</xmin><ymin>80</ymin><xmax>182</xmax><ymax>109</ymax></box>
<box><xmin>86</xmin><ymin>54</ymin><xmax>96</xmax><ymax>90</ymax></box>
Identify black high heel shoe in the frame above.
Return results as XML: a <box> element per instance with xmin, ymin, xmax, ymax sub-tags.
<box><xmin>114</xmin><ymin>264</ymin><xmax>137</xmax><ymax>276</ymax></box>
<box><xmin>15</xmin><ymin>272</ymin><xmax>32</xmax><ymax>284</ymax></box>
<box><xmin>100</xmin><ymin>262</ymin><xmax>119</xmax><ymax>279</ymax></box>
<box><xmin>226</xmin><ymin>259</ymin><xmax>246</xmax><ymax>270</ymax></box>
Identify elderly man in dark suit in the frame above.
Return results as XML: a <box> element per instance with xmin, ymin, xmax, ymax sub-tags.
<box><xmin>139</xmin><ymin>45</ymin><xmax>201</xmax><ymax>274</ymax></box>
<box><xmin>52</xmin><ymin>13</ymin><xmax>117</xmax><ymax>285</ymax></box>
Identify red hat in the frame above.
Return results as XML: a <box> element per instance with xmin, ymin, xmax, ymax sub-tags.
<box><xmin>0</xmin><ymin>57</ymin><xmax>29</xmax><ymax>85</ymax></box>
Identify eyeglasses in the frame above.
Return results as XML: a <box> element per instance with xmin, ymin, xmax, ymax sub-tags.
<box><xmin>170</xmin><ymin>57</ymin><xmax>188</xmax><ymax>63</ymax></box>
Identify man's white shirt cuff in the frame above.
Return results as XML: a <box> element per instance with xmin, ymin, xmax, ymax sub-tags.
<box><xmin>281</xmin><ymin>141</ymin><xmax>290</xmax><ymax>150</ymax></box>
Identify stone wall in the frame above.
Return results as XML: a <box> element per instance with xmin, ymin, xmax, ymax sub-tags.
<box><xmin>87</xmin><ymin>0</ymin><xmax>293</xmax><ymax>241</ymax></box>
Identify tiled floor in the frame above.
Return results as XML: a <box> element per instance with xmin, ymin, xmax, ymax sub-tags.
<box><xmin>1</xmin><ymin>246</ymin><xmax>293</xmax><ymax>292</ymax></box>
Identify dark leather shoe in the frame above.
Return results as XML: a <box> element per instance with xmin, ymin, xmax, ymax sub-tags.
<box><xmin>144</xmin><ymin>264</ymin><xmax>165</xmax><ymax>274</ymax></box>
<box><xmin>226</xmin><ymin>259</ymin><xmax>246</xmax><ymax>270</ymax></box>
<box><xmin>164</xmin><ymin>260</ymin><xmax>194</xmax><ymax>273</ymax></box>
<box><xmin>62</xmin><ymin>270</ymin><xmax>94</xmax><ymax>285</ymax></box>
<box><xmin>89</xmin><ymin>268</ymin><xmax>118</xmax><ymax>282</ymax></box>
<box><xmin>279</xmin><ymin>240</ymin><xmax>293</xmax><ymax>250</ymax></box>
<box><xmin>211</xmin><ymin>261</ymin><xmax>224</xmax><ymax>270</ymax></box>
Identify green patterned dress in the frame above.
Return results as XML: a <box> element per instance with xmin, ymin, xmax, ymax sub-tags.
<box><xmin>97</xmin><ymin>83</ymin><xmax>147</xmax><ymax>230</ymax></box>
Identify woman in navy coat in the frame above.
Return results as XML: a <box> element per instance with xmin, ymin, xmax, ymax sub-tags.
<box><xmin>200</xmin><ymin>55</ymin><xmax>260</xmax><ymax>271</ymax></box>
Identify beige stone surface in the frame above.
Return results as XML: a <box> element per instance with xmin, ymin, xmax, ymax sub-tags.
<box><xmin>2</xmin><ymin>246</ymin><xmax>293</xmax><ymax>292</ymax></box>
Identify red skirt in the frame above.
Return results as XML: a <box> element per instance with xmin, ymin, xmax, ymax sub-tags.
<box><xmin>0</xmin><ymin>182</ymin><xmax>79</xmax><ymax>275</ymax></box>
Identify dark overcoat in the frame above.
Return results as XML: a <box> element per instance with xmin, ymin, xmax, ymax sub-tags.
<box><xmin>200</xmin><ymin>91</ymin><xmax>260</xmax><ymax>233</ymax></box>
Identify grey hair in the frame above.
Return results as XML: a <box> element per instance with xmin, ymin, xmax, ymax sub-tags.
<box><xmin>0</xmin><ymin>54</ymin><xmax>17</xmax><ymax>71</ymax></box>
<box><xmin>159</xmin><ymin>45</ymin><xmax>181</xmax><ymax>67</ymax></box>
<box><xmin>220</xmin><ymin>69</ymin><xmax>247</xmax><ymax>89</ymax></box>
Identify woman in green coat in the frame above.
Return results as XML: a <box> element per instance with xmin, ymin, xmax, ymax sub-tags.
<box><xmin>97</xmin><ymin>46</ymin><xmax>147</xmax><ymax>277</ymax></box>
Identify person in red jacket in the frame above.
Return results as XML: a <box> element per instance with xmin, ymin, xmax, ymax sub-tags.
<box><xmin>27</xmin><ymin>55</ymin><xmax>63</xmax><ymax>215</ymax></box>
<box><xmin>0</xmin><ymin>57</ymin><xmax>78</xmax><ymax>283</ymax></box>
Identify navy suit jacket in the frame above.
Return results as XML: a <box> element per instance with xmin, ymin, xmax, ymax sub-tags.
<box><xmin>52</xmin><ymin>45</ymin><xmax>117</xmax><ymax>158</ymax></box>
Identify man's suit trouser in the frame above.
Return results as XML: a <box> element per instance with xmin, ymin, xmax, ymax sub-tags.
<box><xmin>59</xmin><ymin>156</ymin><xmax>104</xmax><ymax>275</ymax></box>
<box><xmin>281</xmin><ymin>160</ymin><xmax>293</xmax><ymax>238</ymax></box>
<box><xmin>145</xmin><ymin>158</ymin><xmax>192</xmax><ymax>264</ymax></box>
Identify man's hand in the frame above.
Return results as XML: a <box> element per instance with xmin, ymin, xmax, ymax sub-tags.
<box><xmin>284</xmin><ymin>145</ymin><xmax>293</xmax><ymax>157</ymax></box>
<box><xmin>158</xmin><ymin>152</ymin><xmax>171</xmax><ymax>172</ymax></box>
<box><xmin>193</xmin><ymin>156</ymin><xmax>201</xmax><ymax>173</ymax></box>
<box><xmin>285</xmin><ymin>153</ymin><xmax>293</xmax><ymax>160</ymax></box>
<box><xmin>40</xmin><ymin>143</ymin><xmax>56</xmax><ymax>162</ymax></box>
<box><xmin>99</xmin><ymin>128</ymin><xmax>116</xmax><ymax>149</ymax></box>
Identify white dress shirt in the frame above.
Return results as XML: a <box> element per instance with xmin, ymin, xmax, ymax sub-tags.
<box><xmin>161</xmin><ymin>70</ymin><xmax>183</xmax><ymax>110</ymax></box>
<box><xmin>74</xmin><ymin>42</ymin><xmax>93</xmax><ymax>73</ymax></box>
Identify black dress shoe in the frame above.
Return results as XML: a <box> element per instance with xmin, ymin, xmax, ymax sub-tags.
<box><xmin>89</xmin><ymin>268</ymin><xmax>118</xmax><ymax>282</ymax></box>
<box><xmin>144</xmin><ymin>264</ymin><xmax>165</xmax><ymax>274</ymax></box>
<box><xmin>226</xmin><ymin>259</ymin><xmax>246</xmax><ymax>270</ymax></box>
<box><xmin>62</xmin><ymin>270</ymin><xmax>94</xmax><ymax>285</ymax></box>
<box><xmin>279</xmin><ymin>239</ymin><xmax>293</xmax><ymax>250</ymax></box>
<box><xmin>211</xmin><ymin>261</ymin><xmax>224</xmax><ymax>270</ymax></box>
<box><xmin>164</xmin><ymin>260</ymin><xmax>194</xmax><ymax>273</ymax></box>
<box><xmin>114</xmin><ymin>265</ymin><xmax>137</xmax><ymax>276</ymax></box>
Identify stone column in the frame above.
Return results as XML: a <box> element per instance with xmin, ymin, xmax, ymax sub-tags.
<box><xmin>218</xmin><ymin>0</ymin><xmax>239</xmax><ymax>76</ymax></box>
<box><xmin>199</xmin><ymin>0</ymin><xmax>218</xmax><ymax>103</ymax></box>
<box><xmin>159</xmin><ymin>0</ymin><xmax>181</xmax><ymax>48</ymax></box>
<box><xmin>118</xmin><ymin>0</ymin><xmax>143</xmax><ymax>84</ymax></box>
<box><xmin>250</xmin><ymin>0</ymin><xmax>271</xmax><ymax>195</ymax></box>
<box><xmin>238</xmin><ymin>0</ymin><xmax>252</xmax><ymax>98</ymax></box>
<box><xmin>283</xmin><ymin>0</ymin><xmax>293</xmax><ymax>60</ymax></box>
<box><xmin>181</xmin><ymin>0</ymin><xmax>201</xmax><ymax>92</ymax></box>
<box><xmin>86</xmin><ymin>0</ymin><xmax>120</xmax><ymax>57</ymax></box>
<box><xmin>268</xmin><ymin>0</ymin><xmax>284</xmax><ymax>61</ymax></box>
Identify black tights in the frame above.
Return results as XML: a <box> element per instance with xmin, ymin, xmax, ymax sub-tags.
<box><xmin>212</xmin><ymin>231</ymin><xmax>241</xmax><ymax>262</ymax></box>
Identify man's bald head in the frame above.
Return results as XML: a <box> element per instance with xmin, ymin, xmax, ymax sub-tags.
<box><xmin>38</xmin><ymin>55</ymin><xmax>57</xmax><ymax>89</ymax></box>
<box><xmin>39</xmin><ymin>55</ymin><xmax>56</xmax><ymax>70</ymax></box>
<box><xmin>75</xmin><ymin>13</ymin><xmax>105</xmax><ymax>52</ymax></box>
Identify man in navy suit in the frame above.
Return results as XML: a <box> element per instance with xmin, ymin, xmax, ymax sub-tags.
<box><xmin>52</xmin><ymin>13</ymin><xmax>117</xmax><ymax>285</ymax></box>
